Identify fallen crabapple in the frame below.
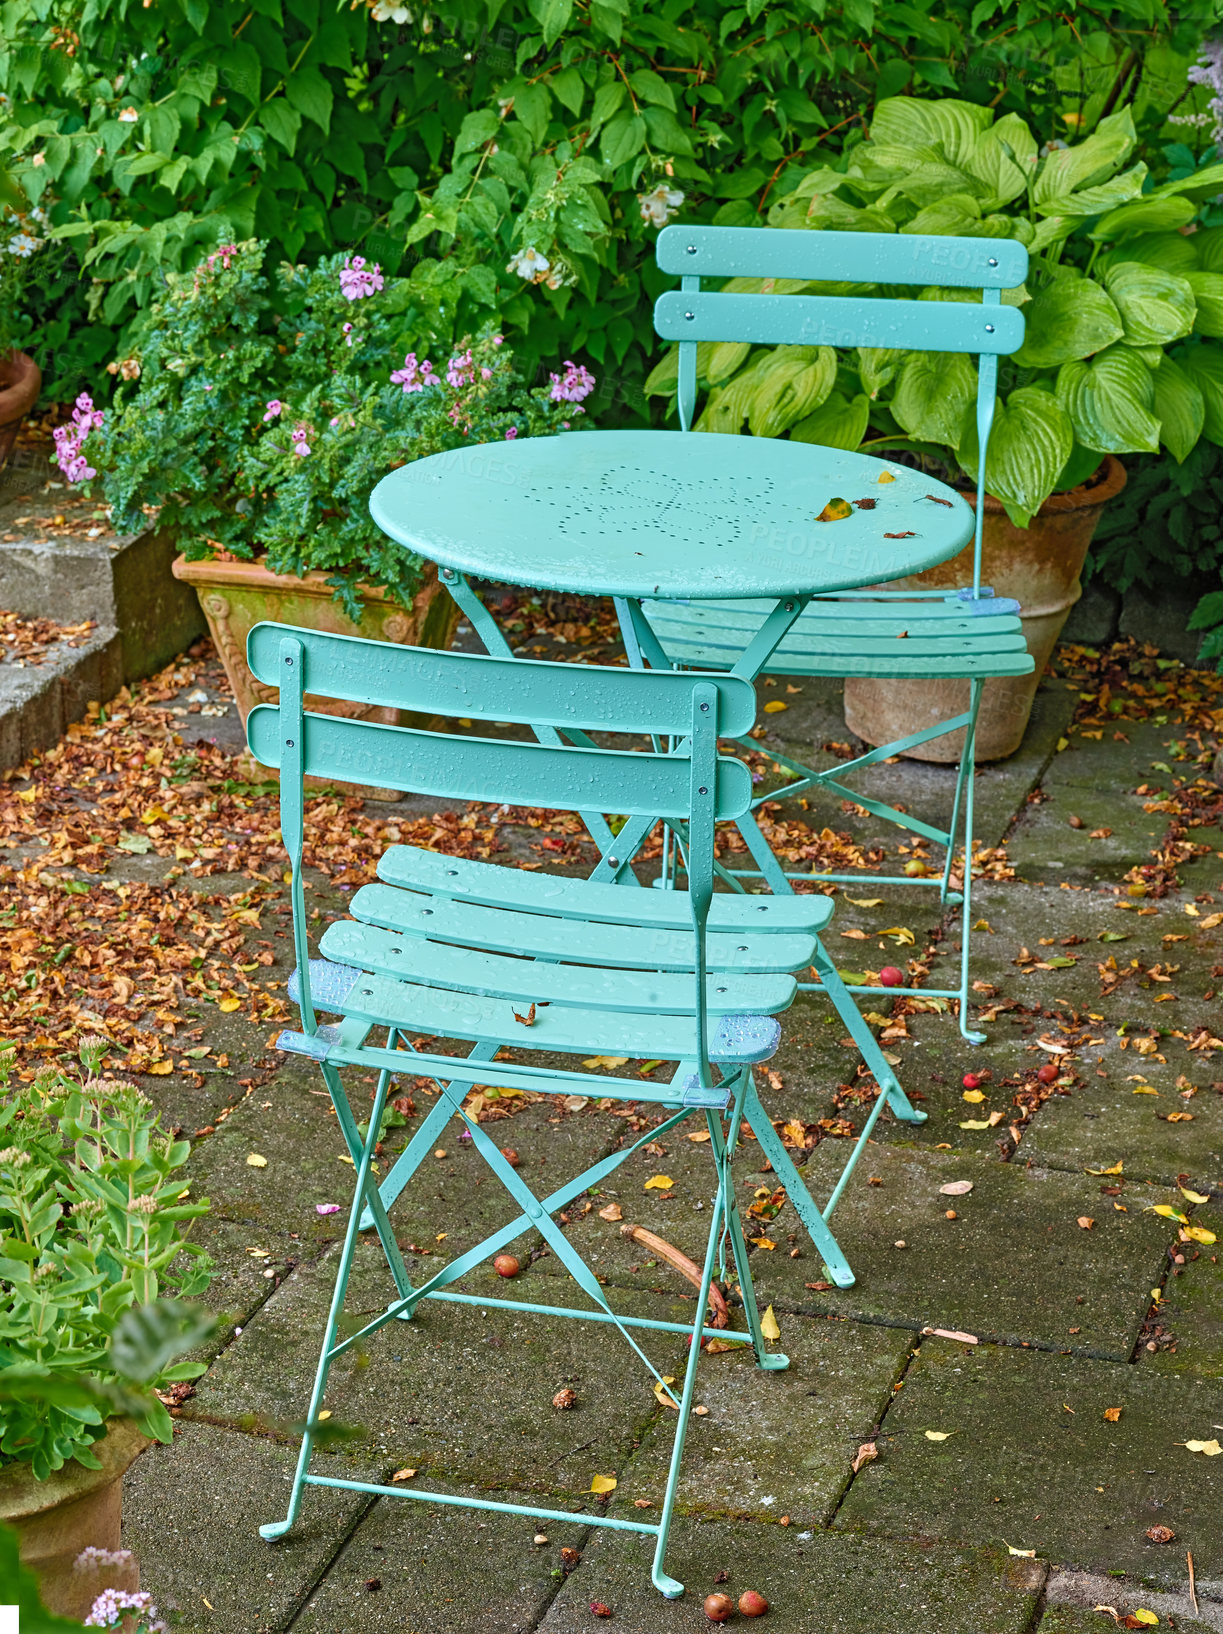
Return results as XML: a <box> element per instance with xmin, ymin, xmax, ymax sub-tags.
<box><xmin>501</xmin><ymin>1148</ymin><xmax>521</xmax><ymax>1167</ymax></box>
<box><xmin>703</xmin><ymin>1593</ymin><xmax>734</xmax><ymax>1623</ymax></box>
<box><xmin>879</xmin><ymin>966</ymin><xmax>905</xmax><ymax>988</ymax></box>
<box><xmin>739</xmin><ymin>1589</ymin><xmax>770</xmax><ymax>1617</ymax></box>
<box><xmin>493</xmin><ymin>1254</ymin><xmax>521</xmax><ymax>1278</ymax></box>
<box><xmin>1037</xmin><ymin>1063</ymin><xmax>1059</xmax><ymax>1084</ymax></box>
<box><xmin>962</xmin><ymin>1073</ymin><xmax>982</xmax><ymax>1091</ymax></box>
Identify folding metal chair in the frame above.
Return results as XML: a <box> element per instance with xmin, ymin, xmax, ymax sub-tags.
<box><xmin>632</xmin><ymin>224</ymin><xmax>1035</xmax><ymax>1042</ymax></box>
<box><xmin>246</xmin><ymin>621</ymin><xmax>920</xmax><ymax>1597</ymax></box>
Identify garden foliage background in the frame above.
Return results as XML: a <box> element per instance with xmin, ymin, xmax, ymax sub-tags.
<box><xmin>2</xmin><ymin>0</ymin><xmax>1223</xmax><ymax>606</ymax></box>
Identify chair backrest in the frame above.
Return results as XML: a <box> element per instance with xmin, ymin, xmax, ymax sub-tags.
<box><xmin>246</xmin><ymin>622</ymin><xmax>758</xmax><ymax>1087</ymax></box>
<box><xmin>653</xmin><ymin>223</ymin><xmax>1028</xmax><ymax>594</ymax></box>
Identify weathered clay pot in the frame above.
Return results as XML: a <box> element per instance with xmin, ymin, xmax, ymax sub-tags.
<box><xmin>0</xmin><ymin>349</ymin><xmax>41</xmax><ymax>475</ymax></box>
<box><xmin>0</xmin><ymin>1419</ymin><xmax>149</xmax><ymax>1620</ymax></box>
<box><xmin>172</xmin><ymin>554</ymin><xmax>461</xmax><ymax>799</ymax></box>
<box><xmin>844</xmin><ymin>455</ymin><xmax>1127</xmax><ymax>762</ymax></box>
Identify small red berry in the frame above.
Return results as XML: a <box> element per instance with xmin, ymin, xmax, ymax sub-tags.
<box><xmin>879</xmin><ymin>966</ymin><xmax>905</xmax><ymax>988</ymax></box>
<box><xmin>962</xmin><ymin>1073</ymin><xmax>982</xmax><ymax>1090</ymax></box>
<box><xmin>493</xmin><ymin>1253</ymin><xmax>520</xmax><ymax>1277</ymax></box>
<box><xmin>1037</xmin><ymin>1063</ymin><xmax>1059</xmax><ymax>1084</ymax></box>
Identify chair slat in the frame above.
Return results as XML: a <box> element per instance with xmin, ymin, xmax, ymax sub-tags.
<box><xmin>655</xmin><ymin>291</ymin><xmax>1023</xmax><ymax>354</ymax></box>
<box><xmin>319</xmin><ymin>919</ymin><xmax>797</xmax><ymax>1014</ymax></box>
<box><xmin>247</xmin><ymin>622</ymin><xmax>756</xmax><ymax>738</ymax></box>
<box><xmin>297</xmin><ymin>960</ymin><xmax>782</xmax><ymax>1063</ymax></box>
<box><xmin>643</xmin><ymin>597</ymin><xmax>1024</xmax><ymax>626</ymax></box>
<box><xmin>377</xmin><ymin>847</ymin><xmax>833</xmax><ymax>933</ymax></box>
<box><xmin>657</xmin><ymin>224</ymin><xmax>1028</xmax><ymax>288</ymax></box>
<box><xmin>350</xmin><ymin>882</ymin><xmax>819</xmax><ymax>974</ymax></box>
<box><xmin>247</xmin><ymin>707</ymin><xmax>752</xmax><ymax>819</ymax></box>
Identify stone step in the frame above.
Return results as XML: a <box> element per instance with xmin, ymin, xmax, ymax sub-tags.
<box><xmin>0</xmin><ymin>622</ymin><xmax>123</xmax><ymax>770</ymax></box>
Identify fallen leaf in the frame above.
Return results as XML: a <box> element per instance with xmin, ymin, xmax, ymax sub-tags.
<box><xmin>513</xmin><ymin>1003</ymin><xmax>537</xmax><ymax>1026</ymax></box>
<box><xmin>686</xmin><ymin>1130</ymin><xmax>711</xmax><ymax>1142</ymax></box>
<box><xmin>218</xmin><ymin>996</ymin><xmax>242</xmax><ymax>1014</ymax></box>
<box><xmin>562</xmin><ymin>1095</ymin><xmax>589</xmax><ymax>1111</ymax></box>
<box><xmin>1133</xmin><ymin>1086</ymin><xmax>1159</xmax><ymax>1095</ymax></box>
<box><xmin>816</xmin><ymin>497</ymin><xmax>853</xmax><ymax>521</ymax></box>
<box><xmin>653</xmin><ymin>1376</ymin><xmax>681</xmax><ymax>1410</ymax></box>
<box><xmin>1146</xmin><ymin>1525</ymin><xmax>1175</xmax><ymax>1543</ymax></box>
<box><xmin>644</xmin><ymin>1175</ymin><xmax>675</xmax><ymax>1191</ymax></box>
<box><xmin>598</xmin><ymin>1202</ymin><xmax>623</xmax><ymax>1222</ymax></box>
<box><xmin>1184</xmin><ymin>1439</ymin><xmax>1222</xmax><ymax>1455</ymax></box>
<box><xmin>1077</xmin><ymin>1216</ymin><xmax>1095</xmax><ymax>1230</ymax></box>
<box><xmin>845</xmin><ymin>896</ymin><xmax>884</xmax><ymax>907</ymax></box>
<box><xmin>1180</xmin><ymin>1188</ymin><xmax>1210</xmax><ymax>1204</ymax></box>
<box><xmin>1131</xmin><ymin>1611</ymin><xmax>1159</xmax><ymax>1626</ymax></box>
<box><xmin>878</xmin><ymin>471</ymin><xmax>896</xmax><ymax>483</ymax></box>
<box><xmin>939</xmin><ymin>1181</ymin><xmax>974</xmax><ymax>1196</ymax></box>
<box><xmin>962</xmin><ymin>1089</ymin><xmax>987</xmax><ymax>1103</ymax></box>
<box><xmin>1104</xmin><ymin>1407</ymin><xmax>1122</xmax><ymax>1423</ymax></box>
<box><xmin>590</xmin><ymin>1473</ymin><xmax>618</xmax><ymax>1493</ymax></box>
<box><xmin>704</xmin><ymin>1337</ymin><xmax>750</xmax><ymax>1354</ymax></box>
<box><xmin>851</xmin><ymin>1441</ymin><xmax>878</xmax><ymax>1473</ymax></box>
<box><xmin>924</xmin><ymin>1430</ymin><xmax>953</xmax><ymax>1441</ymax></box>
<box><xmin>763</xmin><ymin>701</ymin><xmax>788</xmax><ymax>713</ymax></box>
<box><xmin>959</xmin><ymin>1119</ymin><xmax>991</xmax><ymax>1130</ymax></box>
<box><xmin>881</xmin><ymin>926</ymin><xmax>915</xmax><ymax>945</ymax></box>
<box><xmin>1184</xmin><ymin>1225</ymin><xmax>1217</xmax><ymax>1245</ymax></box>
<box><xmin>391</xmin><ymin>1468</ymin><xmax>417</xmax><ymax>1482</ymax></box>
<box><xmin>1152</xmin><ymin>1205</ymin><xmax>1189</xmax><ymax>1224</ymax></box>
<box><xmin>750</xmin><ymin>1236</ymin><xmax>776</xmax><ymax>1250</ymax></box>
<box><xmin>246</xmin><ymin>1153</ymin><xmax>268</xmax><ymax>1169</ymax></box>
<box><xmin>760</xmin><ymin>1305</ymin><xmax>781</xmax><ymax>1342</ymax></box>
<box><xmin>1004</xmin><ymin>1543</ymin><xmax>1036</xmax><ymax>1557</ymax></box>
<box><xmin>926</xmin><ymin>1329</ymin><xmax>978</xmax><ymax>1344</ymax></box>
<box><xmin>583</xmin><ymin>1056</ymin><xmax>629</xmax><ymax>1069</ymax></box>
<box><xmin>316</xmin><ymin>1410</ymin><xmax>331</xmax><ymax>1421</ymax></box>
<box><xmin>1087</xmin><ymin>1161</ymin><xmax>1124</xmax><ymax>1176</ymax></box>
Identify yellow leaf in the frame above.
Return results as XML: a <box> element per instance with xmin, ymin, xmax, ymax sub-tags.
<box><xmin>962</xmin><ymin>1090</ymin><xmax>986</xmax><ymax>1103</ymax></box>
<box><xmin>583</xmin><ymin>1055</ymin><xmax>629</xmax><ymax>1069</ymax></box>
<box><xmin>15</xmin><ymin>787</ymin><xmax>37</xmax><ymax>803</ymax></box>
<box><xmin>338</xmin><ymin>1154</ymin><xmax>355</xmax><ymax>1165</ymax></box>
<box><xmin>218</xmin><ymin>996</ymin><xmax>242</xmax><ymax>1014</ymax></box>
<box><xmin>316</xmin><ymin>1410</ymin><xmax>331</xmax><ymax>1421</ymax></box>
<box><xmin>750</xmin><ymin>1236</ymin><xmax>776</xmax><ymax>1250</ymax></box>
<box><xmin>1005</xmin><ymin>1543</ymin><xmax>1036</xmax><ymax>1558</ymax></box>
<box><xmin>1185</xmin><ymin>1438</ymin><xmax>1222</xmax><ymax>1455</ymax></box>
<box><xmin>141</xmin><ymin>804</ymin><xmax>169</xmax><ymax>824</ymax></box>
<box><xmin>1056</xmin><ymin>737</ymin><xmax>1069</xmax><ymax>751</ymax></box>
<box><xmin>760</xmin><ymin>1305</ymin><xmax>781</xmax><ymax>1341</ymax></box>
<box><xmin>877</xmin><ymin>471</ymin><xmax>896</xmax><ymax>483</ymax></box>
<box><xmin>1152</xmin><ymin>1204</ymin><xmax>1189</xmax><ymax>1223</ymax></box>
<box><xmin>845</xmin><ymin>897</ymin><xmax>884</xmax><ymax>907</ymax></box>
<box><xmin>973</xmin><ymin>920</ymin><xmax>993</xmax><ymax>932</ymax></box>
<box><xmin>174</xmin><ymin>844</ymin><xmax>195</xmax><ymax>861</ymax></box>
<box><xmin>590</xmin><ymin>1473</ymin><xmax>618</xmax><ymax>1493</ymax></box>
<box><xmin>1103</xmin><ymin>1407</ymin><xmax>1122</xmax><ymax>1423</ymax></box>
<box><xmin>1184</xmin><ymin>1225</ymin><xmax>1217</xmax><ymax>1245</ymax></box>
<box><xmin>246</xmin><ymin>1153</ymin><xmax>268</xmax><ymax>1168</ymax></box>
<box><xmin>1180</xmin><ymin>1188</ymin><xmax>1210</xmax><ymax>1204</ymax></box>
<box><xmin>644</xmin><ymin>1175</ymin><xmax>675</xmax><ymax>1191</ymax></box>
<box><xmin>146</xmin><ymin>1060</ymin><xmax>173</xmax><ymax>1076</ymax></box>
<box><xmin>653</xmin><ymin>1376</ymin><xmax>680</xmax><ymax>1410</ymax></box>
<box><xmin>391</xmin><ymin>1468</ymin><xmax>417</xmax><ymax>1482</ymax></box>
<box><xmin>763</xmin><ymin>700</ymin><xmax>788</xmax><ymax>713</ymax></box>
<box><xmin>1132</xmin><ymin>1086</ymin><xmax>1159</xmax><ymax>1095</ymax></box>
<box><xmin>1184</xmin><ymin>903</ymin><xmax>1201</xmax><ymax>918</ymax></box>
<box><xmin>881</xmin><ymin>926</ymin><xmax>915</xmax><ymax>945</ymax></box>
<box><xmin>1132</xmin><ymin>1612</ymin><xmax>1159</xmax><ymax>1627</ymax></box>
<box><xmin>1086</xmin><ymin>1161</ymin><xmax>1124</xmax><ymax>1176</ymax></box>
<box><xmin>959</xmin><ymin>1119</ymin><xmax>991</xmax><ymax>1130</ymax></box>
<box><xmin>924</xmin><ymin>1430</ymin><xmax>953</xmax><ymax>1441</ymax></box>
<box><xmin>686</xmin><ymin>1131</ymin><xmax>711</xmax><ymax>1143</ymax></box>
<box><xmin>1200</xmin><ymin>912</ymin><xmax>1223</xmax><ymax>929</ymax></box>
<box><xmin>816</xmin><ymin>497</ymin><xmax>853</xmax><ymax>521</ymax></box>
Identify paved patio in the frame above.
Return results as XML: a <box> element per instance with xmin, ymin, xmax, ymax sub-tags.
<box><xmin>90</xmin><ymin>626</ymin><xmax>1222</xmax><ymax>1633</ymax></box>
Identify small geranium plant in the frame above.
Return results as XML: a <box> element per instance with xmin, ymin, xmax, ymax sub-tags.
<box><xmin>57</xmin><ymin>242</ymin><xmax>596</xmax><ymax>620</ymax></box>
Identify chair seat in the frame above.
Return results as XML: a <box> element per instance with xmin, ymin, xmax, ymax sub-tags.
<box><xmin>642</xmin><ymin>594</ymin><xmax>1036</xmax><ymax>680</ymax></box>
<box><xmin>290</xmin><ymin>958</ymin><xmax>782</xmax><ymax>1065</ymax></box>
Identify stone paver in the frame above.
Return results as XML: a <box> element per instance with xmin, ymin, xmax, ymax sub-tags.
<box><xmin>746</xmin><ymin>1141</ymin><xmax>1177</xmax><ymax>1359</ymax></box>
<box><xmin>612</xmin><ymin>1315</ymin><xmax>911</xmax><ymax>1526</ymax></box>
<box><xmin>834</xmin><ymin>1336</ymin><xmax>1223</xmax><ymax>1588</ymax></box>
<box><xmin>537</xmin><ymin>1525</ymin><xmax>1046</xmax><ymax>1634</ymax></box>
<box><xmin>1138</xmin><ymin>1198</ymin><xmax>1223</xmax><ymax>1380</ymax></box>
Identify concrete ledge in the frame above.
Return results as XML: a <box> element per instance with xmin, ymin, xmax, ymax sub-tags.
<box><xmin>0</xmin><ymin>625</ymin><xmax>123</xmax><ymax>770</ymax></box>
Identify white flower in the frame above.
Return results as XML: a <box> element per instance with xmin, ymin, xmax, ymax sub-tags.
<box><xmin>5</xmin><ymin>233</ymin><xmax>41</xmax><ymax>257</ymax></box>
<box><xmin>30</xmin><ymin>152</ymin><xmax>45</xmax><ymax>167</ymax></box>
<box><xmin>638</xmin><ymin>184</ymin><xmax>685</xmax><ymax>228</ymax></box>
<box><xmin>372</xmin><ymin>0</ymin><xmax>413</xmax><ymax>19</ymax></box>
<box><xmin>117</xmin><ymin>107</ymin><xmax>139</xmax><ymax>123</ymax></box>
<box><xmin>507</xmin><ymin>245</ymin><xmax>550</xmax><ymax>280</ymax></box>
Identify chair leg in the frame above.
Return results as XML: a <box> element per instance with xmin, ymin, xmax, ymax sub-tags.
<box><xmin>809</xmin><ymin>942</ymin><xmax>927</xmax><ymax>1126</ymax></box>
<box><xmin>741</xmin><ymin>1077</ymin><xmax>856</xmax><ymax>1287</ymax></box>
<box><xmin>955</xmin><ymin>680</ymin><xmax>986</xmax><ymax>1046</ymax></box>
<box><xmin>260</xmin><ymin>1062</ymin><xmax>394</xmax><ymax>1541</ymax></box>
<box><xmin>709</xmin><ymin>1081</ymin><xmax>795</xmax><ymax>1361</ymax></box>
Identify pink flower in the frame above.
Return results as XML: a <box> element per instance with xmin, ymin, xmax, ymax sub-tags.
<box><xmin>480</xmin><ymin>367</ymin><xmax>492</xmax><ymax>380</ymax></box>
<box><xmin>390</xmin><ymin>353</ymin><xmax>435</xmax><ymax>393</ymax></box>
<box><xmin>548</xmin><ymin>361</ymin><xmax>596</xmax><ymax>404</ymax></box>
<box><xmin>492</xmin><ymin>334</ymin><xmax>504</xmax><ymax>346</ymax></box>
<box><xmin>446</xmin><ymin>349</ymin><xmax>474</xmax><ymax>389</ymax></box>
<box><xmin>205</xmin><ymin>242</ymin><xmax>238</xmax><ymax>272</ymax></box>
<box><xmin>293</xmin><ymin>439</ymin><xmax>311</xmax><ymax>457</ymax></box>
<box><xmin>505</xmin><ymin>426</ymin><xmax>519</xmax><ymax>439</ymax></box>
<box><xmin>316</xmin><ymin>1203</ymin><xmax>341</xmax><ymax>1215</ymax></box>
<box><xmin>263</xmin><ymin>400</ymin><xmax>283</xmax><ymax>421</ymax></box>
<box><xmin>339</xmin><ymin>255</ymin><xmax>384</xmax><ymax>301</ymax></box>
<box><xmin>342</xmin><ymin>321</ymin><xmax>357</xmax><ymax>347</ymax></box>
<box><xmin>85</xmin><ymin>1588</ymin><xmax>166</xmax><ymax>1631</ymax></box>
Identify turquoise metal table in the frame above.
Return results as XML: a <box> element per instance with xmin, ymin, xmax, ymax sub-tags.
<box><xmin>369</xmin><ymin>426</ymin><xmax>973</xmax><ymax>1269</ymax></box>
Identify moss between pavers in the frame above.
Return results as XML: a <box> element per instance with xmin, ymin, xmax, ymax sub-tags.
<box><xmin>123</xmin><ymin>1419</ymin><xmax>378</xmax><ymax>1634</ymax></box>
<box><xmin>537</xmin><ymin>1525</ymin><xmax>1045</xmax><ymax>1634</ymax></box>
<box><xmin>1005</xmin><ymin>785</ymin><xmax>1169</xmax><ymax>885</ymax></box>
<box><xmin>1021</xmin><ymin>1048</ymin><xmax>1223</xmax><ymax>1192</ymax></box>
<box><xmin>610</xmin><ymin>1313</ymin><xmax>911</xmax><ymax>1528</ymax></box>
<box><xmin>182</xmin><ymin>1246</ymin><xmax>692</xmax><ymax>1501</ymax></box>
<box><xmin>1139</xmin><ymin>1199</ymin><xmax>1223</xmax><ymax>1381</ymax></box>
<box><xmin>745</xmin><ymin>1142</ymin><xmax>1176</xmax><ymax>1360</ymax></box>
<box><xmin>293</xmin><ymin>1484</ymin><xmax>590</xmax><ymax>1634</ymax></box>
<box><xmin>833</xmin><ymin>1337</ymin><xmax>1223</xmax><ymax>1589</ymax></box>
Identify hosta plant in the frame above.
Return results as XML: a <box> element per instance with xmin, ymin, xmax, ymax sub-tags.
<box><xmin>0</xmin><ymin>1038</ymin><xmax>214</xmax><ymax>1479</ymax></box>
<box><xmin>647</xmin><ymin>96</ymin><xmax>1223</xmax><ymax>525</ymax></box>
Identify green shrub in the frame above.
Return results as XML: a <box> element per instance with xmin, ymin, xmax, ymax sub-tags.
<box><xmin>0</xmin><ymin>1038</ymin><xmax>214</xmax><ymax>1480</ymax></box>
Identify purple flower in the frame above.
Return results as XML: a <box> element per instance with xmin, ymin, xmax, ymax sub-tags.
<box><xmin>548</xmin><ymin>361</ymin><xmax>596</xmax><ymax>404</ymax></box>
<box><xmin>263</xmin><ymin>400</ymin><xmax>283</xmax><ymax>421</ymax></box>
<box><xmin>505</xmin><ymin>425</ymin><xmax>519</xmax><ymax>439</ymax></box>
<box><xmin>446</xmin><ymin>349</ymin><xmax>474</xmax><ymax>389</ymax></box>
<box><xmin>1189</xmin><ymin>39</ymin><xmax>1223</xmax><ymax>145</ymax></box>
<box><xmin>316</xmin><ymin>1203</ymin><xmax>341</xmax><ymax>1215</ymax></box>
<box><xmin>390</xmin><ymin>353</ymin><xmax>435</xmax><ymax>393</ymax></box>
<box><xmin>85</xmin><ymin>1588</ymin><xmax>166</xmax><ymax>1631</ymax></box>
<box><xmin>339</xmin><ymin>255</ymin><xmax>384</xmax><ymax>301</ymax></box>
<box><xmin>480</xmin><ymin>366</ymin><xmax>492</xmax><ymax>380</ymax></box>
<box><xmin>342</xmin><ymin>321</ymin><xmax>356</xmax><ymax>347</ymax></box>
<box><xmin>53</xmin><ymin>395</ymin><xmax>104</xmax><ymax>483</ymax></box>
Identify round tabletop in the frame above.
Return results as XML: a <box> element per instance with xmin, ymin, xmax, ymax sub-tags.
<box><xmin>369</xmin><ymin>430</ymin><xmax>973</xmax><ymax>601</ymax></box>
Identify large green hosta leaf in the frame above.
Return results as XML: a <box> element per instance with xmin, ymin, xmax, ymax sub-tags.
<box><xmin>959</xmin><ymin>114</ymin><xmax>1034</xmax><ymax>209</ymax></box>
<box><xmin>1013</xmin><ymin>274</ymin><xmax>1123</xmax><ymax>369</ymax></box>
<box><xmin>790</xmin><ymin>390</ymin><xmax>870</xmax><ymax>451</ymax></box>
<box><xmin>868</xmin><ymin>96</ymin><xmax>993</xmax><ymax>169</ymax></box>
<box><xmin>888</xmin><ymin>160</ymin><xmax>989</xmax><ymax>209</ymax></box>
<box><xmin>1098</xmin><ymin>231</ymin><xmax>1199</xmax><ymax>275</ymax></box>
<box><xmin>743</xmin><ymin>346</ymin><xmax>837</xmax><ymax>438</ymax></box>
<box><xmin>1055</xmin><ymin>344</ymin><xmax>1160</xmax><ymax>453</ymax></box>
<box><xmin>1178</xmin><ymin>344</ymin><xmax>1223</xmax><ymax>444</ymax></box>
<box><xmin>1089</xmin><ymin>194</ymin><xmax>1196</xmax><ymax>242</ymax></box>
<box><xmin>1031</xmin><ymin>109</ymin><xmax>1136</xmax><ymax>208</ymax></box>
<box><xmin>1102</xmin><ymin>262</ymin><xmax>1195</xmax><ymax>347</ymax></box>
<box><xmin>1186</xmin><ymin>271</ymin><xmax>1223</xmax><ymax>339</ymax></box>
<box><xmin>1193</xmin><ymin>226</ymin><xmax>1223</xmax><ymax>275</ymax></box>
<box><xmin>857</xmin><ymin>346</ymin><xmax>904</xmax><ymax>398</ymax></box>
<box><xmin>1035</xmin><ymin>161</ymin><xmax>1147</xmax><ymax>219</ymax></box>
<box><xmin>891</xmin><ymin>352</ymin><xmax>978</xmax><ymax>448</ymax></box>
<box><xmin>1152</xmin><ymin>356</ymin><xmax>1205</xmax><ymax>462</ymax></box>
<box><xmin>957</xmin><ymin>386</ymin><xmax>1074</xmax><ymax>527</ymax></box>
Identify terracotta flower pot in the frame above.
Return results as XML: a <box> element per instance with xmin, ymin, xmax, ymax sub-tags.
<box><xmin>0</xmin><ymin>349</ymin><xmax>41</xmax><ymax>476</ymax></box>
<box><xmin>172</xmin><ymin>553</ymin><xmax>461</xmax><ymax>798</ymax></box>
<box><xmin>843</xmin><ymin>455</ymin><xmax>1127</xmax><ymax>762</ymax></box>
<box><xmin>0</xmin><ymin>1419</ymin><xmax>149</xmax><ymax>1620</ymax></box>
